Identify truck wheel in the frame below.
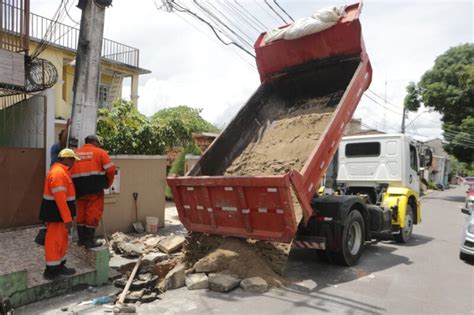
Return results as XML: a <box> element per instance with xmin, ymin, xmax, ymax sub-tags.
<box><xmin>333</xmin><ymin>210</ymin><xmax>365</xmax><ymax>266</ymax></box>
<box><xmin>460</xmin><ymin>252</ymin><xmax>471</xmax><ymax>262</ymax></box>
<box><xmin>394</xmin><ymin>205</ymin><xmax>414</xmax><ymax>243</ymax></box>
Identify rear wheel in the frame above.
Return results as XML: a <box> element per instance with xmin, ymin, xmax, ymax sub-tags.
<box><xmin>394</xmin><ymin>205</ymin><xmax>414</xmax><ymax>243</ymax></box>
<box><xmin>460</xmin><ymin>252</ymin><xmax>471</xmax><ymax>261</ymax></box>
<box><xmin>333</xmin><ymin>210</ymin><xmax>365</xmax><ymax>266</ymax></box>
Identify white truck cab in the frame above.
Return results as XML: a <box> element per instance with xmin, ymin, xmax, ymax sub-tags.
<box><xmin>338</xmin><ymin>134</ymin><xmax>420</xmax><ymax>194</ymax></box>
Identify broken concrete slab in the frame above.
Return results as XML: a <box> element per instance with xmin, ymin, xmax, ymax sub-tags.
<box><xmin>109</xmin><ymin>255</ymin><xmax>139</xmax><ymax>271</ymax></box>
<box><xmin>124</xmin><ymin>295</ymin><xmax>140</xmax><ymax>303</ymax></box>
<box><xmin>165</xmin><ymin>263</ymin><xmax>186</xmax><ymax>290</ymax></box>
<box><xmin>289</xmin><ymin>279</ymin><xmax>317</xmax><ymax>293</ymax></box>
<box><xmin>185</xmin><ymin>273</ymin><xmax>209</xmax><ymax>290</ymax></box>
<box><xmin>142</xmin><ymin>252</ymin><xmax>168</xmax><ymax>265</ymax></box>
<box><xmin>144</xmin><ymin>236</ymin><xmax>162</xmax><ymax>248</ymax></box>
<box><xmin>240</xmin><ymin>277</ymin><xmax>268</xmax><ymax>293</ymax></box>
<box><xmin>129</xmin><ymin>289</ymin><xmax>145</xmax><ymax>298</ymax></box>
<box><xmin>208</xmin><ymin>273</ymin><xmax>241</xmax><ymax>293</ymax></box>
<box><xmin>119</xmin><ymin>242</ymin><xmax>143</xmax><ymax>257</ymax></box>
<box><xmin>141</xmin><ymin>292</ymin><xmax>159</xmax><ymax>303</ymax></box>
<box><xmin>157</xmin><ymin>235</ymin><xmax>185</xmax><ymax>254</ymax></box>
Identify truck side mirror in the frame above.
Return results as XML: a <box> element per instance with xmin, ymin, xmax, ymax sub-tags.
<box><xmin>461</xmin><ymin>208</ymin><xmax>472</xmax><ymax>215</ymax></box>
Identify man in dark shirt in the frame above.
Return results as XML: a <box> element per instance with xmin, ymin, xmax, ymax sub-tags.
<box><xmin>50</xmin><ymin>119</ymin><xmax>70</xmax><ymax>165</ymax></box>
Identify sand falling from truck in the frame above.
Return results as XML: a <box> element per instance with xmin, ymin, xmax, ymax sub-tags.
<box><xmin>181</xmin><ymin>90</ymin><xmax>344</xmax><ymax>286</ymax></box>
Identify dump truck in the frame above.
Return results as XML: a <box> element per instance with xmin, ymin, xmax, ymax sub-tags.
<box><xmin>167</xmin><ymin>3</ymin><xmax>416</xmax><ymax>268</ymax></box>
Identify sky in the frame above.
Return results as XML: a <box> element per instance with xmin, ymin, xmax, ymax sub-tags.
<box><xmin>31</xmin><ymin>0</ymin><xmax>473</xmax><ymax>141</ymax></box>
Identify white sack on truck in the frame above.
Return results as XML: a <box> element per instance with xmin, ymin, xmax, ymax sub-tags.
<box><xmin>264</xmin><ymin>6</ymin><xmax>346</xmax><ymax>44</ymax></box>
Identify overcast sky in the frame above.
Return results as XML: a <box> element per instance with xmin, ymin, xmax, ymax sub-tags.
<box><xmin>31</xmin><ymin>0</ymin><xmax>473</xmax><ymax>141</ymax></box>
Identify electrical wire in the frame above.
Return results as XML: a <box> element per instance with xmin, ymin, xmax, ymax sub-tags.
<box><xmin>264</xmin><ymin>0</ymin><xmax>288</xmax><ymax>24</ymax></box>
<box><xmin>155</xmin><ymin>0</ymin><xmax>256</xmax><ymax>58</ymax></box>
<box><xmin>273</xmin><ymin>0</ymin><xmax>294</xmax><ymax>22</ymax></box>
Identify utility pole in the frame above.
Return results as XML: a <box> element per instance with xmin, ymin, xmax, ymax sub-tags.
<box><xmin>68</xmin><ymin>0</ymin><xmax>112</xmax><ymax>148</ymax></box>
<box><xmin>401</xmin><ymin>105</ymin><xmax>406</xmax><ymax>134</ymax></box>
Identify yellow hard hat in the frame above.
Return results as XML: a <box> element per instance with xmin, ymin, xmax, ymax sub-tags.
<box><xmin>58</xmin><ymin>148</ymin><xmax>80</xmax><ymax>161</ymax></box>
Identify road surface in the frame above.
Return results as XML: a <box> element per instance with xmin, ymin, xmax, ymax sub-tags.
<box><xmin>18</xmin><ymin>185</ymin><xmax>474</xmax><ymax>314</ymax></box>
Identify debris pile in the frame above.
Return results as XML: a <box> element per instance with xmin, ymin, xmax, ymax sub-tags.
<box><xmin>108</xmin><ymin>232</ymin><xmax>283</xmax><ymax>296</ymax></box>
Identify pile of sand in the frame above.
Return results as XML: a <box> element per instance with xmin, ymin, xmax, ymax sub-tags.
<box><xmin>225</xmin><ymin>91</ymin><xmax>342</xmax><ymax>176</ymax></box>
<box><xmin>182</xmin><ymin>234</ymin><xmax>287</xmax><ymax>287</ymax></box>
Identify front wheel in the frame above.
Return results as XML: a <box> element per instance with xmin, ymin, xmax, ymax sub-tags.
<box><xmin>333</xmin><ymin>209</ymin><xmax>365</xmax><ymax>266</ymax></box>
<box><xmin>394</xmin><ymin>205</ymin><xmax>414</xmax><ymax>243</ymax></box>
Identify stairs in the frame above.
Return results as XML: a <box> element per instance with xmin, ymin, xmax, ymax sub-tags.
<box><xmin>107</xmin><ymin>72</ymin><xmax>123</xmax><ymax>107</ymax></box>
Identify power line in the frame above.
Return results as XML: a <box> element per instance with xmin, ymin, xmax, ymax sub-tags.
<box><xmin>264</xmin><ymin>0</ymin><xmax>288</xmax><ymax>24</ymax></box>
<box><xmin>273</xmin><ymin>0</ymin><xmax>294</xmax><ymax>22</ymax></box>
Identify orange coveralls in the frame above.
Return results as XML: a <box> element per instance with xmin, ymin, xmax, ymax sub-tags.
<box><xmin>39</xmin><ymin>163</ymin><xmax>76</xmax><ymax>266</ymax></box>
<box><xmin>71</xmin><ymin>144</ymin><xmax>115</xmax><ymax>228</ymax></box>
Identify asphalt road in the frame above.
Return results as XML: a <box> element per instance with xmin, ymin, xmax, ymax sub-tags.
<box><xmin>18</xmin><ymin>185</ymin><xmax>473</xmax><ymax>314</ymax></box>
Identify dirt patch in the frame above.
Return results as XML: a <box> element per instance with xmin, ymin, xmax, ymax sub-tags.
<box><xmin>182</xmin><ymin>234</ymin><xmax>287</xmax><ymax>287</ymax></box>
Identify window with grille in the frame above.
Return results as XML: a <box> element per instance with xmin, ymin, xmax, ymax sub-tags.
<box><xmin>98</xmin><ymin>85</ymin><xmax>109</xmax><ymax>108</ymax></box>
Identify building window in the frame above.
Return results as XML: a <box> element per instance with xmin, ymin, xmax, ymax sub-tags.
<box><xmin>345</xmin><ymin>142</ymin><xmax>381</xmax><ymax>158</ymax></box>
<box><xmin>98</xmin><ymin>85</ymin><xmax>109</xmax><ymax>108</ymax></box>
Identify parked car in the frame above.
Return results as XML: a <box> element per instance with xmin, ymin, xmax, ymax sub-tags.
<box><xmin>464</xmin><ymin>176</ymin><xmax>474</xmax><ymax>185</ymax></box>
<box><xmin>460</xmin><ymin>206</ymin><xmax>474</xmax><ymax>261</ymax></box>
<box><xmin>466</xmin><ymin>183</ymin><xmax>474</xmax><ymax>209</ymax></box>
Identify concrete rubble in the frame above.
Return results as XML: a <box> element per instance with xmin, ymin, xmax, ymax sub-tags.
<box><xmin>208</xmin><ymin>273</ymin><xmax>241</xmax><ymax>293</ymax></box>
<box><xmin>185</xmin><ymin>273</ymin><xmax>209</xmax><ymax>290</ymax></box>
<box><xmin>157</xmin><ymin>235</ymin><xmax>186</xmax><ymax>254</ymax></box>
<box><xmin>240</xmin><ymin>277</ymin><xmax>268</xmax><ymax>293</ymax></box>
<box><xmin>165</xmin><ymin>263</ymin><xmax>186</xmax><ymax>290</ymax></box>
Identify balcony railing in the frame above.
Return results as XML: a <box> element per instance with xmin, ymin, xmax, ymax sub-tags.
<box><xmin>0</xmin><ymin>0</ymin><xmax>29</xmax><ymax>53</ymax></box>
<box><xmin>1</xmin><ymin>1</ymin><xmax>140</xmax><ymax>68</ymax></box>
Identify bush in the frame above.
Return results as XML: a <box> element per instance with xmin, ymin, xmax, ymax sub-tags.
<box><xmin>166</xmin><ymin>143</ymin><xmax>202</xmax><ymax>200</ymax></box>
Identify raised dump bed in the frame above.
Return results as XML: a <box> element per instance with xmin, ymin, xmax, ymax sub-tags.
<box><xmin>167</xmin><ymin>3</ymin><xmax>372</xmax><ymax>244</ymax></box>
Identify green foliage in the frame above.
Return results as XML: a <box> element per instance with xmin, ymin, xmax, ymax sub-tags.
<box><xmin>97</xmin><ymin>101</ymin><xmax>219</xmax><ymax>155</ymax></box>
<box><xmin>404</xmin><ymin>43</ymin><xmax>474</xmax><ymax>163</ymax></box>
<box><xmin>443</xmin><ymin>117</ymin><xmax>474</xmax><ymax>163</ymax></box>
<box><xmin>166</xmin><ymin>143</ymin><xmax>201</xmax><ymax>200</ymax></box>
<box><xmin>169</xmin><ymin>143</ymin><xmax>201</xmax><ymax>176</ymax></box>
<box><xmin>427</xmin><ymin>180</ymin><xmax>437</xmax><ymax>190</ymax></box>
<box><xmin>151</xmin><ymin>106</ymin><xmax>219</xmax><ymax>149</ymax></box>
<box><xmin>97</xmin><ymin>99</ymin><xmax>165</xmax><ymax>155</ymax></box>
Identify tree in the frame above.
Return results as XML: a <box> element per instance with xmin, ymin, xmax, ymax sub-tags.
<box><xmin>97</xmin><ymin>100</ymin><xmax>219</xmax><ymax>155</ymax></box>
<box><xmin>404</xmin><ymin>43</ymin><xmax>474</xmax><ymax>163</ymax></box>
<box><xmin>97</xmin><ymin>99</ymin><xmax>165</xmax><ymax>155</ymax></box>
<box><xmin>151</xmin><ymin>106</ymin><xmax>219</xmax><ymax>148</ymax></box>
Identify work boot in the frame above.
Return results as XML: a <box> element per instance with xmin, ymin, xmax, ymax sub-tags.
<box><xmin>43</xmin><ymin>265</ymin><xmax>63</xmax><ymax>280</ymax></box>
<box><xmin>77</xmin><ymin>225</ymin><xmax>86</xmax><ymax>246</ymax></box>
<box><xmin>59</xmin><ymin>260</ymin><xmax>76</xmax><ymax>276</ymax></box>
<box><xmin>84</xmin><ymin>227</ymin><xmax>102</xmax><ymax>249</ymax></box>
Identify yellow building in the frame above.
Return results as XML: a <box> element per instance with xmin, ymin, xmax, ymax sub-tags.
<box><xmin>0</xmin><ymin>0</ymin><xmax>150</xmax><ymax>228</ymax></box>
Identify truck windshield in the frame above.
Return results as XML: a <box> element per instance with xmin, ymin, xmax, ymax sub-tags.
<box><xmin>346</xmin><ymin>142</ymin><xmax>381</xmax><ymax>157</ymax></box>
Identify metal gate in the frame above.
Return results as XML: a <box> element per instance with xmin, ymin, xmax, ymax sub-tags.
<box><xmin>0</xmin><ymin>94</ymin><xmax>46</xmax><ymax>229</ymax></box>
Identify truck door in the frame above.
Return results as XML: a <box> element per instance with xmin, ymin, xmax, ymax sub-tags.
<box><xmin>407</xmin><ymin>143</ymin><xmax>420</xmax><ymax>194</ymax></box>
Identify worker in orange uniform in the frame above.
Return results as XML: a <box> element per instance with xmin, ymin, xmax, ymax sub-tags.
<box><xmin>71</xmin><ymin>135</ymin><xmax>115</xmax><ymax>248</ymax></box>
<box><xmin>39</xmin><ymin>148</ymin><xmax>80</xmax><ymax>280</ymax></box>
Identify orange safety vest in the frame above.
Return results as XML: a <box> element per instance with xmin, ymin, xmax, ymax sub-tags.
<box><xmin>70</xmin><ymin>144</ymin><xmax>115</xmax><ymax>198</ymax></box>
<box><xmin>39</xmin><ymin>163</ymin><xmax>76</xmax><ymax>222</ymax></box>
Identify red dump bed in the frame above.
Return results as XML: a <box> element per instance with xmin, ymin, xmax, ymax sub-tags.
<box><xmin>167</xmin><ymin>3</ymin><xmax>372</xmax><ymax>243</ymax></box>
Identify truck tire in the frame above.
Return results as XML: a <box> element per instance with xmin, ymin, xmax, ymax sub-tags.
<box><xmin>333</xmin><ymin>209</ymin><xmax>365</xmax><ymax>266</ymax></box>
<box><xmin>459</xmin><ymin>252</ymin><xmax>471</xmax><ymax>262</ymax></box>
<box><xmin>394</xmin><ymin>205</ymin><xmax>414</xmax><ymax>243</ymax></box>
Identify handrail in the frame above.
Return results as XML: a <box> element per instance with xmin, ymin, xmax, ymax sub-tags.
<box><xmin>1</xmin><ymin>2</ymin><xmax>140</xmax><ymax>68</ymax></box>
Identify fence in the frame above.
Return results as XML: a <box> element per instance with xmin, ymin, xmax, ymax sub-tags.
<box><xmin>1</xmin><ymin>1</ymin><xmax>139</xmax><ymax>67</ymax></box>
